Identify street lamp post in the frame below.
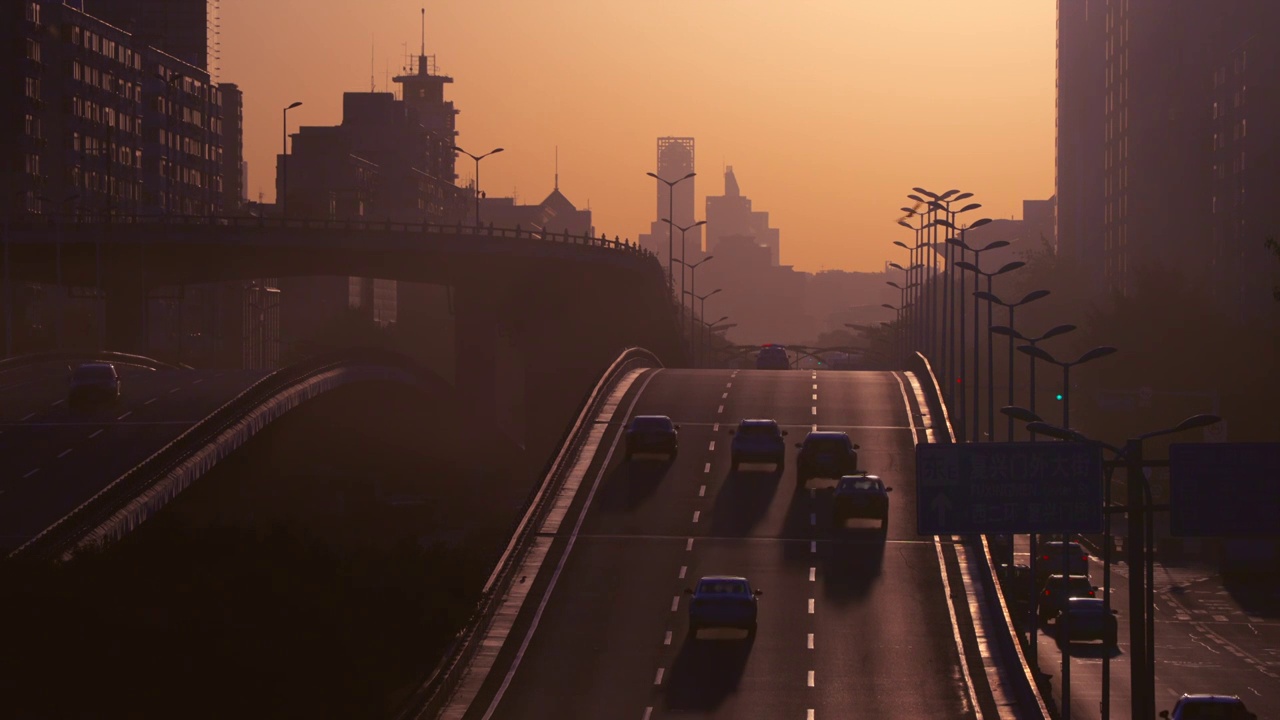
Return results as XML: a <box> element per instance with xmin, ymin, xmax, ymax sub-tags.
<box><xmin>685</xmin><ymin>288</ymin><xmax>722</xmax><ymax>367</ymax></box>
<box><xmin>704</xmin><ymin>314</ymin><xmax>730</xmax><ymax>366</ymax></box>
<box><xmin>281</xmin><ymin>101</ymin><xmax>303</xmax><ymax>219</ymax></box>
<box><xmin>664</xmin><ymin>217</ymin><xmax>707</xmax><ymax>339</ymax></box>
<box><xmin>648</xmin><ymin>171</ymin><xmax>696</xmax><ymax>290</ymax></box>
<box><xmin>928</xmin><ymin>196</ymin><xmax>979</xmax><ymax>407</ymax></box>
<box><xmin>974</xmin><ymin>289</ymin><xmax>1051</xmax><ymax>441</ymax></box>
<box><xmin>938</xmin><ymin>215</ymin><xmax>990</xmax><ymax>435</ymax></box>
<box><xmin>991</xmin><ymin>323</ymin><xmax>1076</xmax><ymax>439</ymax></box>
<box><xmin>1016</xmin><ymin>344</ymin><xmax>1118</xmax><ymax>429</ymax></box>
<box><xmin>955</xmin><ymin>258</ymin><xmax>1024</xmax><ymax>441</ymax></box>
<box><xmin>1021</xmin><ymin>413</ymin><xmax>1221</xmax><ymax>720</ymax></box>
<box><xmin>886</xmin><ymin>278</ymin><xmax>918</xmax><ymax>364</ymax></box>
<box><xmin>676</xmin><ymin>252</ymin><xmax>713</xmax><ymax>361</ymax></box>
<box><xmin>454</xmin><ymin>145</ymin><xmax>504</xmax><ymax>227</ymax></box>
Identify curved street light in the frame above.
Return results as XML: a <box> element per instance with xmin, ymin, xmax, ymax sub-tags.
<box><xmin>992</xmin><ymin>323</ymin><xmax>1076</xmax><ymax>439</ymax></box>
<box><xmin>648</xmin><ymin>171</ymin><xmax>696</xmax><ymax>289</ymax></box>
<box><xmin>663</xmin><ymin>217</ymin><xmax>707</xmax><ymax>335</ymax></box>
<box><xmin>1017</xmin><ymin>344</ymin><xmax>1118</xmax><ymax>428</ymax></box>
<box><xmin>281</xmin><ymin>101</ymin><xmax>303</xmax><ymax>219</ymax></box>
<box><xmin>954</xmin><ymin>258</ymin><xmax>1024</xmax><ymax>441</ymax></box>
<box><xmin>974</xmin><ymin>289</ymin><xmax>1051</xmax><ymax>441</ymax></box>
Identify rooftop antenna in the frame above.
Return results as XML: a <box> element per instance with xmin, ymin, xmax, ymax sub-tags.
<box><xmin>421</xmin><ymin>7</ymin><xmax>426</xmax><ymax>58</ymax></box>
<box><xmin>554</xmin><ymin>146</ymin><xmax>559</xmax><ymax>190</ymax></box>
<box><xmin>385</xmin><ymin>59</ymin><xmax>390</xmax><ymax>96</ymax></box>
<box><xmin>370</xmin><ymin>36</ymin><xmax>375</xmax><ymax>92</ymax></box>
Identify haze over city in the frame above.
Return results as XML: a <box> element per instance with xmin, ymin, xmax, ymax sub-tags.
<box><xmin>223</xmin><ymin>0</ymin><xmax>1056</xmax><ymax>272</ymax></box>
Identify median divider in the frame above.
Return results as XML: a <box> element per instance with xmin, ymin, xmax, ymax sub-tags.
<box><xmin>8</xmin><ymin>348</ymin><xmax>435</xmax><ymax>563</ymax></box>
<box><xmin>395</xmin><ymin>347</ymin><xmax>662</xmax><ymax>720</ymax></box>
<box><xmin>910</xmin><ymin>351</ymin><xmax>1051</xmax><ymax>720</ymax></box>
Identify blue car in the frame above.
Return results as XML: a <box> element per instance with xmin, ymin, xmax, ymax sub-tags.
<box><xmin>756</xmin><ymin>345</ymin><xmax>790</xmax><ymax>369</ymax></box>
<box><xmin>623</xmin><ymin>415</ymin><xmax>679</xmax><ymax>461</ymax></box>
<box><xmin>729</xmin><ymin>419</ymin><xmax>788</xmax><ymax>471</ymax></box>
<box><xmin>685</xmin><ymin>575</ymin><xmax>761</xmax><ymax>637</ymax></box>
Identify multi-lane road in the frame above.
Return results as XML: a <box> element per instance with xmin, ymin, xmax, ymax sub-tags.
<box><xmin>456</xmin><ymin>368</ymin><xmax>982</xmax><ymax>719</ymax></box>
<box><xmin>0</xmin><ymin>361</ymin><xmax>268</xmax><ymax>551</ymax></box>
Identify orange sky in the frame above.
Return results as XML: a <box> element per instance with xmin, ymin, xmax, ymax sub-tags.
<box><xmin>220</xmin><ymin>1</ymin><xmax>1055</xmax><ymax>273</ymax></box>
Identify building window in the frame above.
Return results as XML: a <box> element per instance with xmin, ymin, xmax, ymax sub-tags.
<box><xmin>24</xmin><ymin>76</ymin><xmax>39</xmax><ymax>100</ymax></box>
<box><xmin>25</xmin><ymin>39</ymin><xmax>40</xmax><ymax>62</ymax></box>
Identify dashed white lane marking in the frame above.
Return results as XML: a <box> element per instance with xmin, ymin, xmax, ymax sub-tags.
<box><xmin>88</xmin><ymin>429</ymin><xmax>103</xmax><ymax>439</ymax></box>
<box><xmin>812</xmin><ymin>394</ymin><xmax>817</xmax><ymax>401</ymax></box>
<box><xmin>57</xmin><ymin>448</ymin><xmax>73</xmax><ymax>459</ymax></box>
<box><xmin>721</xmin><ymin>392</ymin><xmax>728</xmax><ymax>399</ymax></box>
<box><xmin>192</xmin><ymin>379</ymin><xmax>204</xmax><ymax>385</ymax></box>
<box><xmin>712</xmin><ymin>422</ymin><xmax>719</xmax><ymax>431</ymax></box>
<box><xmin>116</xmin><ymin>411</ymin><xmax>132</xmax><ymax>420</ymax></box>
<box><xmin>692</xmin><ymin>511</ymin><xmax>701</xmax><ymax>523</ymax></box>
<box><xmin>643</xmin><ymin>707</ymin><xmax>653</xmax><ymax>720</ymax></box>
<box><xmin>168</xmin><ymin>387</ymin><xmax>180</xmax><ymax>394</ymax></box>
<box><xmin>809</xmin><ymin>488</ymin><xmax>816</xmax><ymax>500</ymax></box>
<box><xmin>809</xmin><ymin>512</ymin><xmax>817</xmax><ymax>526</ymax></box>
<box><xmin>670</xmin><ymin>596</ymin><xmax>680</xmax><ymax>612</ymax></box>
<box><xmin>686</xmin><ymin>538</ymin><xmax>694</xmax><ymax>551</ymax></box>
<box><xmin>699</xmin><ymin>485</ymin><xmax>706</xmax><ymax>497</ymax></box>
<box><xmin>812</xmin><ymin>384</ymin><xmax>818</xmax><ymax>390</ymax></box>
<box><xmin>704</xmin><ymin>462</ymin><xmax>711</xmax><ymax>473</ymax></box>
<box><xmin>811</xmin><ymin>423</ymin><xmax>817</xmax><ymax>432</ymax></box>
<box><xmin>679</xmin><ymin>566</ymin><xmax>687</xmax><ymax>579</ymax></box>
<box><xmin>23</xmin><ymin>468</ymin><xmax>40</xmax><ymax>479</ymax></box>
<box><xmin>654</xmin><ymin>668</ymin><xmax>665</xmax><ymax>685</ymax></box>
<box><xmin>808</xmin><ymin>598</ymin><xmax>815</xmax><ymax>614</ymax></box>
<box><xmin>808</xmin><ymin>670</ymin><xmax>815</xmax><ymax>687</ymax></box>
<box><xmin>708</xmin><ymin>441</ymin><xmax>716</xmax><ymax>451</ymax></box>
<box><xmin>726</xmin><ymin>382</ymin><xmax>732</xmax><ymax>388</ymax></box>
<box><xmin>807</xmin><ymin>710</ymin><xmax>815</xmax><ymax>720</ymax></box>
<box><xmin>664</xmin><ymin>631</ymin><xmax>672</xmax><ymax>646</ymax></box>
<box><xmin>809</xmin><ymin>567</ymin><xmax>816</xmax><ymax>582</ymax></box>
<box><xmin>144</xmin><ymin>397</ymin><xmax>157</xmax><ymax>405</ymax></box>
<box><xmin>51</xmin><ymin>399</ymin><xmax>64</xmax><ymax>407</ymax></box>
<box><xmin>21</xmin><ymin>413</ymin><xmax>35</xmax><ymax>421</ymax></box>
<box><xmin>807</xmin><ymin>633</ymin><xmax>815</xmax><ymax>649</ymax></box>
<box><xmin>717</xmin><ymin>405</ymin><xmax>724</xmax><ymax>414</ymax></box>
<box><xmin>811</xmin><ymin>406</ymin><xmax>817</xmax><ymax>415</ymax></box>
<box><xmin>810</xmin><ymin>541</ymin><xmax>817</xmax><ymax>553</ymax></box>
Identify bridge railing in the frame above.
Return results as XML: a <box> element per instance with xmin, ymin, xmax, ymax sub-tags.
<box><xmin>6</xmin><ymin>214</ymin><xmax>655</xmax><ymax>258</ymax></box>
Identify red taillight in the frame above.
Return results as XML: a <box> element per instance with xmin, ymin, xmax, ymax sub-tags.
<box><xmin>1088</xmin><ymin>591</ymin><xmax>1095</xmax><ymax>596</ymax></box>
<box><xmin>1081</xmin><ymin>555</ymin><xmax>1089</xmax><ymax>562</ymax></box>
<box><xmin>1041</xmin><ymin>555</ymin><xmax>1050</xmax><ymax>561</ymax></box>
<box><xmin>1044</xmin><ymin>590</ymin><xmax>1051</xmax><ymax>596</ymax></box>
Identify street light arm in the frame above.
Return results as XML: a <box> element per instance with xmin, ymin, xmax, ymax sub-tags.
<box><xmin>1073</xmin><ymin>345</ymin><xmax>1118</xmax><ymax>366</ymax></box>
<box><xmin>1019</xmin><ymin>289</ymin><xmax>1051</xmax><ymax>305</ymax></box>
<box><xmin>1137</xmin><ymin>414</ymin><xmax>1223</xmax><ymax>441</ymax></box>
<box><xmin>955</xmin><ymin>260</ymin><xmax>981</xmax><ymax>273</ymax></box>
<box><xmin>973</xmin><ymin>290</ymin><xmax>1005</xmax><ymax>306</ymax></box>
<box><xmin>1001</xmin><ymin>405</ymin><xmax>1042</xmax><ymax>423</ymax></box>
<box><xmin>1017</xmin><ymin>344</ymin><xmax>1058</xmax><ymax>364</ymax></box>
<box><xmin>1038</xmin><ymin>323</ymin><xmax>1078</xmax><ymax>342</ymax></box>
<box><xmin>995</xmin><ymin>260</ymin><xmax>1026</xmax><ymax>275</ymax></box>
<box><xmin>989</xmin><ymin>325</ymin><xmax>1026</xmax><ymax>340</ymax></box>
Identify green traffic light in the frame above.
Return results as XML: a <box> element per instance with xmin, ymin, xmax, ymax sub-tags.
<box><xmin>1055</xmin><ymin>393</ymin><xmax>1064</xmax><ymax>401</ymax></box>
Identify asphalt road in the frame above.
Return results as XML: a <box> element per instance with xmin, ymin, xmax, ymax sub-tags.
<box><xmin>470</xmin><ymin>368</ymin><xmax>975</xmax><ymax>720</ymax></box>
<box><xmin>0</xmin><ymin>361</ymin><xmax>269</xmax><ymax>551</ymax></box>
<box><xmin>1013</xmin><ymin>538</ymin><xmax>1280</xmax><ymax>718</ymax></box>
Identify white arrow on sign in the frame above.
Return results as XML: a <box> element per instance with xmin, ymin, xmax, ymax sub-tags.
<box><xmin>931</xmin><ymin>492</ymin><xmax>954</xmax><ymax>527</ymax></box>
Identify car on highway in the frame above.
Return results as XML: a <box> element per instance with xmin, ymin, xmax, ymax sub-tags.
<box><xmin>794</xmin><ymin>431</ymin><xmax>860</xmax><ymax>484</ymax></box>
<box><xmin>685</xmin><ymin>575</ymin><xmax>761</xmax><ymax>637</ymax></box>
<box><xmin>1038</xmin><ymin>573</ymin><xmax>1097</xmax><ymax>621</ymax></box>
<box><xmin>1034</xmin><ymin>540</ymin><xmax>1091</xmax><ymax>586</ymax></box>
<box><xmin>623</xmin><ymin>415</ymin><xmax>679</xmax><ymax>461</ymax></box>
<box><xmin>831</xmin><ymin>474</ymin><xmax>892</xmax><ymax>530</ymax></box>
<box><xmin>1159</xmin><ymin>694</ymin><xmax>1257</xmax><ymax>720</ymax></box>
<box><xmin>67</xmin><ymin>362</ymin><xmax>122</xmax><ymax>409</ymax></box>
<box><xmin>729</xmin><ymin>419</ymin><xmax>787</xmax><ymax>471</ymax></box>
<box><xmin>1058</xmin><ymin>597</ymin><xmax>1118</xmax><ymax>645</ymax></box>
<box><xmin>755</xmin><ymin>344</ymin><xmax>790</xmax><ymax>370</ymax></box>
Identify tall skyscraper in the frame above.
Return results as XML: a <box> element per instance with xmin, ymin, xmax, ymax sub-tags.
<box><xmin>655</xmin><ymin>137</ymin><xmax>696</xmax><ymax>227</ymax></box>
<box><xmin>219</xmin><ymin>82</ymin><xmax>244</xmax><ymax>215</ymax></box>
<box><xmin>1055</xmin><ymin>0</ymin><xmax>1105</xmax><ymax>282</ymax></box>
<box><xmin>87</xmin><ymin>0</ymin><xmax>219</xmax><ymax>77</ymax></box>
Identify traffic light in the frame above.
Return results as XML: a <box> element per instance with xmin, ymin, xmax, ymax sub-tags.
<box><xmin>1055</xmin><ymin>393</ymin><xmax>1064</xmax><ymax>401</ymax></box>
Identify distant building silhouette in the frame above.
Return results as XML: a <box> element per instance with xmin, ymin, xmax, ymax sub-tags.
<box><xmin>85</xmin><ymin>0</ymin><xmax>219</xmax><ymax>79</ymax></box>
<box><xmin>705</xmin><ymin>166</ymin><xmax>780</xmax><ymax>265</ymax></box>
<box><xmin>638</xmin><ymin>137</ymin><xmax>701</xmax><ymax>269</ymax></box>
<box><xmin>1054</xmin><ymin>0</ymin><xmax>1105</xmax><ymax>286</ymax></box>
<box><xmin>480</xmin><ymin>176</ymin><xmax>593</xmax><ymax>237</ymax></box>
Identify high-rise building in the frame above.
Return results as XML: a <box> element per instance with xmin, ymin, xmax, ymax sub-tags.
<box><xmin>219</xmin><ymin>82</ymin><xmax>244</xmax><ymax>214</ymax></box>
<box><xmin>705</xmin><ymin>166</ymin><xmax>780</xmax><ymax>265</ymax></box>
<box><xmin>85</xmin><ymin>0</ymin><xmax>219</xmax><ymax>78</ymax></box>
<box><xmin>1055</xmin><ymin>0</ymin><xmax>1105</xmax><ymax>281</ymax></box>
<box><xmin>638</xmin><ymin>137</ymin><xmax>702</xmax><ymax>274</ymax></box>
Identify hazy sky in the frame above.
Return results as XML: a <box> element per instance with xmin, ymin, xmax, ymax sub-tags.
<box><xmin>221</xmin><ymin>1</ymin><xmax>1055</xmax><ymax>273</ymax></box>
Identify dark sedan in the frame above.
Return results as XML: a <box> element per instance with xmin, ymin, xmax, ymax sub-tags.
<box><xmin>624</xmin><ymin>415</ymin><xmax>679</xmax><ymax>461</ymax></box>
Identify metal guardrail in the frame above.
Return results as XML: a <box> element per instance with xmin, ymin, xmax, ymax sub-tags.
<box><xmin>912</xmin><ymin>351</ymin><xmax>1051</xmax><ymax>719</ymax></box>
<box><xmin>5</xmin><ymin>214</ymin><xmax>655</xmax><ymax>258</ymax></box>
<box><xmin>7</xmin><ymin>347</ymin><xmax>428</xmax><ymax>563</ymax></box>
<box><xmin>0</xmin><ymin>350</ymin><xmax>180</xmax><ymax>373</ymax></box>
<box><xmin>395</xmin><ymin>347</ymin><xmax>663</xmax><ymax>720</ymax></box>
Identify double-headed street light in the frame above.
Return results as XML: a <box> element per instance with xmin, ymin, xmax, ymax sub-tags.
<box><xmin>454</xmin><ymin>145</ymin><xmax>505</xmax><ymax>227</ymax></box>
<box><xmin>991</xmin><ymin>323</ymin><xmax>1076</xmax><ymax>440</ymax></box>
<box><xmin>663</xmin><ymin>217</ymin><xmax>706</xmax><ymax>316</ymax></box>
<box><xmin>954</xmin><ymin>258</ymin><xmax>1024</xmax><ymax>441</ymax></box>
<box><xmin>974</xmin><ymin>289</ymin><xmax>1051</xmax><ymax>441</ymax></box>
<box><xmin>684</xmin><ymin>285</ymin><xmax>720</xmax><ymax>367</ymax></box>
<box><xmin>281</xmin><ymin>101</ymin><xmax>302</xmax><ymax>219</ymax></box>
<box><xmin>937</xmin><ymin>216</ymin><xmax>991</xmax><ymax>431</ymax></box>
<box><xmin>648</xmin><ymin>171</ymin><xmax>696</xmax><ymax>289</ymax></box>
<box><xmin>929</xmin><ymin>199</ymin><xmax>981</xmax><ymax>408</ymax></box>
<box><xmin>1016</xmin><ymin>344</ymin><xmax>1117</xmax><ymax>428</ymax></box>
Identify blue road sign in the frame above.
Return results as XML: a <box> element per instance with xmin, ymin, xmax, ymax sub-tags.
<box><xmin>1169</xmin><ymin>442</ymin><xmax>1280</xmax><ymax>537</ymax></box>
<box><xmin>916</xmin><ymin>442</ymin><xmax>1104</xmax><ymax>535</ymax></box>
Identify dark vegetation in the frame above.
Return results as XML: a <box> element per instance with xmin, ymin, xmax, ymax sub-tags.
<box><xmin>0</xmin><ymin>380</ymin><xmax>535</xmax><ymax>719</ymax></box>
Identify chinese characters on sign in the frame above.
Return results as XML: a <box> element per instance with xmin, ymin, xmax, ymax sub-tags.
<box><xmin>917</xmin><ymin>443</ymin><xmax>1104</xmax><ymax>535</ymax></box>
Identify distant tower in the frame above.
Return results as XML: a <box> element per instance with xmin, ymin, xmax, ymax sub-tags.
<box><xmin>655</xmin><ymin>137</ymin><xmax>695</xmax><ymax>226</ymax></box>
<box><xmin>393</xmin><ymin>8</ymin><xmax>459</xmax><ymax>183</ymax></box>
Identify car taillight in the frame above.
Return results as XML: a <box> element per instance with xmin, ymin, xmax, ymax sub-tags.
<box><xmin>1081</xmin><ymin>555</ymin><xmax>1089</xmax><ymax>562</ymax></box>
<box><xmin>1041</xmin><ymin>555</ymin><xmax>1050</xmax><ymax>561</ymax></box>
<box><xmin>1044</xmin><ymin>590</ymin><xmax>1051</xmax><ymax>596</ymax></box>
<box><xmin>1088</xmin><ymin>590</ymin><xmax>1095</xmax><ymax>596</ymax></box>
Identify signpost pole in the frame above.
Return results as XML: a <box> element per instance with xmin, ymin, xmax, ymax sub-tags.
<box><xmin>1062</xmin><ymin>529</ymin><xmax>1072</xmax><ymax>720</ymax></box>
<box><xmin>1101</xmin><ymin>465</ymin><xmax>1114</xmax><ymax>720</ymax></box>
<box><xmin>1125</xmin><ymin>438</ymin><xmax>1147</xmax><ymax>720</ymax></box>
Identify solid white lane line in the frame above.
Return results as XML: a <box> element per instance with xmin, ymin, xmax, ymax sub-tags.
<box><xmin>809</xmin><ymin>567</ymin><xmax>816</xmax><ymax>582</ymax></box>
<box><xmin>692</xmin><ymin>511</ymin><xmax>701</xmax><ymax>523</ymax></box>
<box><xmin>704</xmin><ymin>462</ymin><xmax>711</xmax><ymax>473</ymax></box>
<box><xmin>811</xmin><ymin>406</ymin><xmax>817</xmax><ymax>415</ymax></box>
<box><xmin>654</xmin><ymin>668</ymin><xmax>665</xmax><ymax>685</ymax></box>
<box><xmin>686</xmin><ymin>538</ymin><xmax>694</xmax><ymax>551</ymax></box>
<box><xmin>808</xmin><ymin>598</ymin><xmax>815</xmax><ymax>614</ymax></box>
<box><xmin>717</xmin><ymin>405</ymin><xmax>724</xmax><ymax>413</ymax></box>
<box><xmin>807</xmin><ymin>633</ymin><xmax>815</xmax><ymax>649</ymax></box>
<box><xmin>670</xmin><ymin>596</ymin><xmax>680</xmax><ymax>612</ymax></box>
<box><xmin>21</xmin><ymin>413</ymin><xmax>35</xmax><ymax>421</ymax></box>
<box><xmin>678</xmin><ymin>566</ymin><xmax>687</xmax><ymax>579</ymax></box>
<box><xmin>116</xmin><ymin>411</ymin><xmax>132</xmax><ymax>420</ymax></box>
<box><xmin>88</xmin><ymin>429</ymin><xmax>103</xmax><ymax>439</ymax></box>
<box><xmin>57</xmin><ymin>448</ymin><xmax>73</xmax><ymax>459</ymax></box>
<box><xmin>808</xmin><ymin>670</ymin><xmax>815</xmax><ymax>687</ymax></box>
<box><xmin>708</xmin><ymin>441</ymin><xmax>715</xmax><ymax>451</ymax></box>
<box><xmin>699</xmin><ymin>485</ymin><xmax>706</xmax><ymax>497</ymax></box>
<box><xmin>144</xmin><ymin>397</ymin><xmax>157</xmax><ymax>405</ymax></box>
<box><xmin>810</xmin><ymin>541</ymin><xmax>817</xmax><ymax>554</ymax></box>
<box><xmin>664</xmin><ymin>631</ymin><xmax>672</xmax><ymax>646</ymax></box>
